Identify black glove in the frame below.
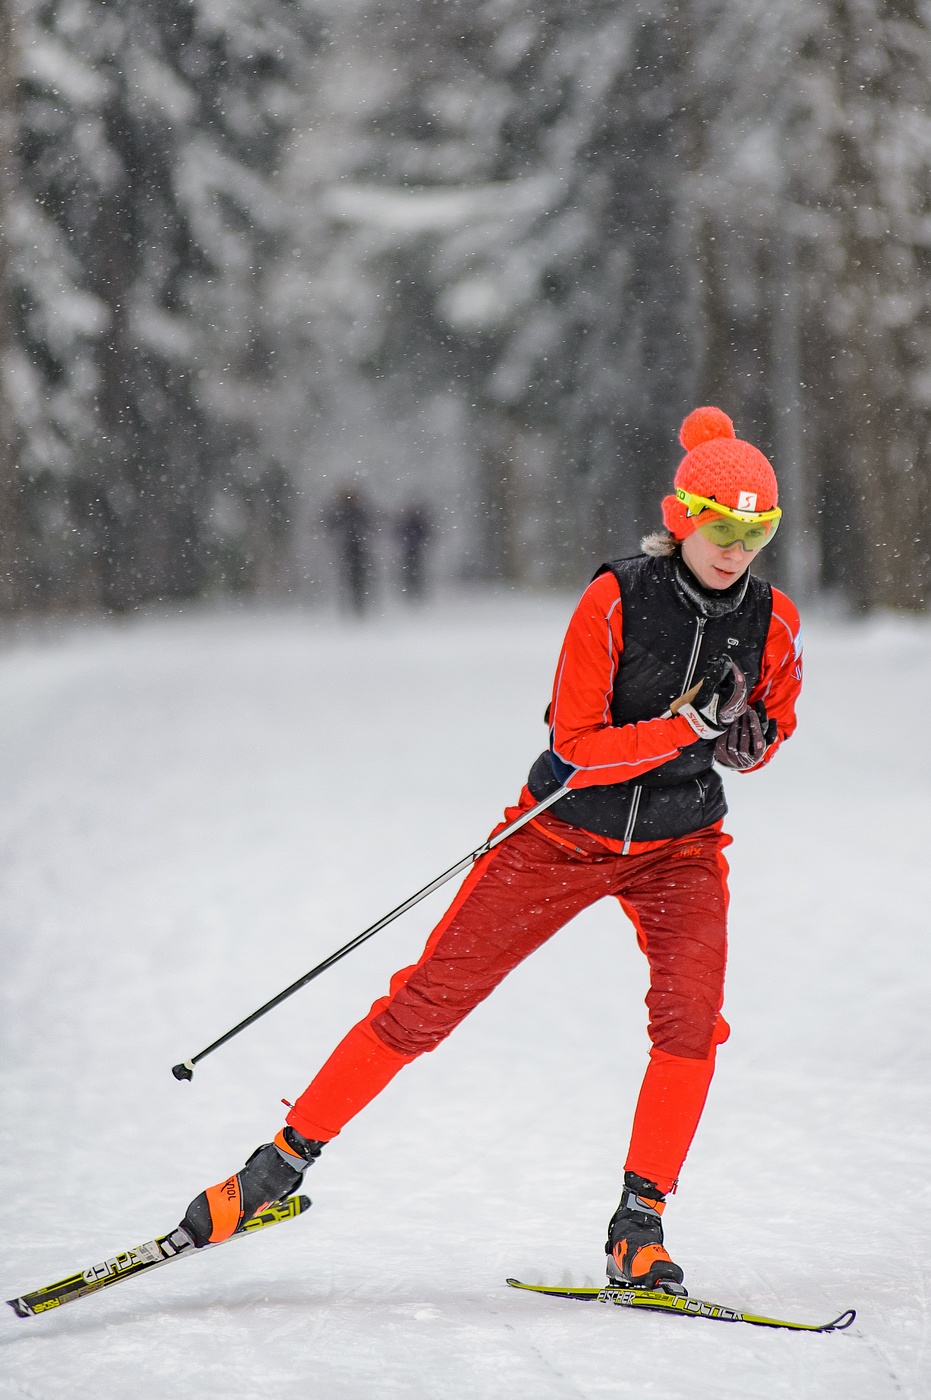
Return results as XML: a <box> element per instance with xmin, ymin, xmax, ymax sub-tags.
<box><xmin>714</xmin><ymin>701</ymin><xmax>778</xmax><ymax>770</ymax></box>
<box><xmin>672</xmin><ymin>658</ymin><xmax>749</xmax><ymax>740</ymax></box>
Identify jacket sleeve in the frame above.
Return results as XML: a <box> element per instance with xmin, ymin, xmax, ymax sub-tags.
<box><xmin>743</xmin><ymin>587</ymin><xmax>803</xmax><ymax>770</ymax></box>
<box><xmin>548</xmin><ymin>572</ymin><xmax>700</xmax><ymax>791</ymax></box>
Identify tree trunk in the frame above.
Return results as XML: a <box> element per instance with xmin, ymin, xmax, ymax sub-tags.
<box><xmin>0</xmin><ymin>0</ymin><xmax>20</xmax><ymax>609</ymax></box>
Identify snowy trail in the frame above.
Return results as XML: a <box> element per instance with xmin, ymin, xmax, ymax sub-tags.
<box><xmin>0</xmin><ymin>595</ymin><xmax>929</xmax><ymax>1397</ymax></box>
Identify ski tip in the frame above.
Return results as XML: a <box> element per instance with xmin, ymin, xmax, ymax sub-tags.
<box><xmin>6</xmin><ymin>1297</ymin><xmax>32</xmax><ymax>1319</ymax></box>
<box><xmin>172</xmin><ymin>1061</ymin><xmax>195</xmax><ymax>1082</ymax></box>
<box><xmin>823</xmin><ymin>1308</ymin><xmax>856</xmax><ymax>1332</ymax></box>
<box><xmin>504</xmin><ymin>1278</ymin><xmax>600</xmax><ymax>1299</ymax></box>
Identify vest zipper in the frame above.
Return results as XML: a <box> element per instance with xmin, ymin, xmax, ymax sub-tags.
<box><xmin>620</xmin><ymin>784</ymin><xmax>643</xmax><ymax>855</ymax></box>
<box><xmin>682</xmin><ymin>616</ymin><xmax>707</xmax><ymax>693</ymax></box>
<box><xmin>621</xmin><ymin>616</ymin><xmax>707</xmax><ymax>856</ymax></box>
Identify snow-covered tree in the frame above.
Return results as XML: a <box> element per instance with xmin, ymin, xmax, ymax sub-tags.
<box><xmin>685</xmin><ymin>0</ymin><xmax>931</xmax><ymax>607</ymax></box>
<box><xmin>11</xmin><ymin>0</ymin><xmax>321</xmax><ymax>608</ymax></box>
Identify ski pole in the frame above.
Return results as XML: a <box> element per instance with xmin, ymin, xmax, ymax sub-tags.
<box><xmin>172</xmin><ymin>782</ymin><xmax>572</xmax><ymax>1081</ymax></box>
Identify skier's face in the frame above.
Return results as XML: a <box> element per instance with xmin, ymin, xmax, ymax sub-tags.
<box><xmin>680</xmin><ymin>528</ymin><xmax>761</xmax><ymax>590</ymax></box>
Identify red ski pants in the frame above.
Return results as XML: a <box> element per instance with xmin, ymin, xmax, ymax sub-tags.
<box><xmin>288</xmin><ymin>797</ymin><xmax>731</xmax><ymax>1195</ymax></box>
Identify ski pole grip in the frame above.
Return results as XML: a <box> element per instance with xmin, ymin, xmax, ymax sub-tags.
<box><xmin>172</xmin><ymin>1061</ymin><xmax>195</xmax><ymax>1082</ymax></box>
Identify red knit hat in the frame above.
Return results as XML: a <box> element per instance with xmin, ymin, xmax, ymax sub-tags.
<box><xmin>662</xmin><ymin>407</ymin><xmax>778</xmax><ymax>540</ymax></box>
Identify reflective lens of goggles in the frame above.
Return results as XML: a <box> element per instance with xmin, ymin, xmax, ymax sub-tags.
<box><xmin>694</xmin><ymin>512</ymin><xmax>780</xmax><ymax>550</ymax></box>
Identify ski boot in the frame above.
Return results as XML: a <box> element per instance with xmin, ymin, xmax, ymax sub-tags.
<box><xmin>605</xmin><ymin>1171</ymin><xmax>686</xmax><ymax>1295</ymax></box>
<box><xmin>180</xmin><ymin>1127</ymin><xmax>325</xmax><ymax>1247</ymax></box>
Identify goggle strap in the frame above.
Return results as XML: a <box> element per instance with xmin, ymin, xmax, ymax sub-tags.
<box><xmin>676</xmin><ymin>487</ymin><xmax>781</xmax><ymax>525</ymax></box>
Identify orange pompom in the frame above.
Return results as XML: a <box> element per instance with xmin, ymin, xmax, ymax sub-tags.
<box><xmin>678</xmin><ymin>406</ymin><xmax>736</xmax><ymax>453</ymax></box>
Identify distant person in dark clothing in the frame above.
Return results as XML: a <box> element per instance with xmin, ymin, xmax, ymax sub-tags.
<box><xmin>395</xmin><ymin>502</ymin><xmax>432</xmax><ymax>601</ymax></box>
<box><xmin>326</xmin><ymin>488</ymin><xmax>374</xmax><ymax>614</ymax></box>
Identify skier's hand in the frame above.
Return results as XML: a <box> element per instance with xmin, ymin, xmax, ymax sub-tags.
<box><xmin>714</xmin><ymin>701</ymin><xmax>777</xmax><ymax>770</ymax></box>
<box><xmin>671</xmin><ymin>658</ymin><xmax>749</xmax><ymax>740</ymax></box>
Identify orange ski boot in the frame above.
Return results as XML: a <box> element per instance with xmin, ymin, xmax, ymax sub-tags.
<box><xmin>605</xmin><ymin>1172</ymin><xmax>686</xmax><ymax>1294</ymax></box>
<box><xmin>180</xmin><ymin>1127</ymin><xmax>324</xmax><ymax>1247</ymax></box>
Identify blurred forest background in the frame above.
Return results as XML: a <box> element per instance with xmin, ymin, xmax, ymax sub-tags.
<box><xmin>0</xmin><ymin>0</ymin><xmax>929</xmax><ymax>615</ymax></box>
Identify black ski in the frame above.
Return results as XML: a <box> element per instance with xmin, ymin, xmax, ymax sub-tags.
<box><xmin>7</xmin><ymin>1194</ymin><xmax>311</xmax><ymax>1319</ymax></box>
<box><xmin>506</xmin><ymin>1278</ymin><xmax>855</xmax><ymax>1333</ymax></box>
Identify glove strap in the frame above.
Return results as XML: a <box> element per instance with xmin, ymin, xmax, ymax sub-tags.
<box><xmin>677</xmin><ymin>703</ymin><xmax>726</xmax><ymax>740</ymax></box>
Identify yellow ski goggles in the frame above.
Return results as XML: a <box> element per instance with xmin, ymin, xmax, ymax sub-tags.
<box><xmin>676</xmin><ymin>487</ymin><xmax>782</xmax><ymax>551</ymax></box>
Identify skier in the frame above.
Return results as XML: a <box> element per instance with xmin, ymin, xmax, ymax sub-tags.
<box><xmin>179</xmin><ymin>407</ymin><xmax>801</xmax><ymax>1294</ymax></box>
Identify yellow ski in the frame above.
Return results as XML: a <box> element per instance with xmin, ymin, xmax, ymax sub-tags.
<box><xmin>506</xmin><ymin>1278</ymin><xmax>855</xmax><ymax>1332</ymax></box>
<box><xmin>8</xmin><ymin>1194</ymin><xmax>311</xmax><ymax>1318</ymax></box>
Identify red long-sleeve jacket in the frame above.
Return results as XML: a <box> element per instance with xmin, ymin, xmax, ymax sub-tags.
<box><xmin>549</xmin><ymin>570</ymin><xmax>802</xmax><ymax>793</ymax></box>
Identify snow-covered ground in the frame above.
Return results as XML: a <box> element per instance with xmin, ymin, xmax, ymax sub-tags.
<box><xmin>1</xmin><ymin>594</ymin><xmax>930</xmax><ymax>1398</ymax></box>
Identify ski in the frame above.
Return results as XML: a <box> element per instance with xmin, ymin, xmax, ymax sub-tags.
<box><xmin>506</xmin><ymin>1278</ymin><xmax>855</xmax><ymax>1333</ymax></box>
<box><xmin>7</xmin><ymin>1193</ymin><xmax>311</xmax><ymax>1319</ymax></box>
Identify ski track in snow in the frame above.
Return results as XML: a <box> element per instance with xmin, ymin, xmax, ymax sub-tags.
<box><xmin>0</xmin><ymin>594</ymin><xmax>929</xmax><ymax>1398</ymax></box>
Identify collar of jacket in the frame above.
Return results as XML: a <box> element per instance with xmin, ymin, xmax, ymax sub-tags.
<box><xmin>671</xmin><ymin>551</ymin><xmax>751</xmax><ymax>619</ymax></box>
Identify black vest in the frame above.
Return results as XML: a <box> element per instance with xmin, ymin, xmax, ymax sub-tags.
<box><xmin>527</xmin><ymin>553</ymin><xmax>773</xmax><ymax>843</ymax></box>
